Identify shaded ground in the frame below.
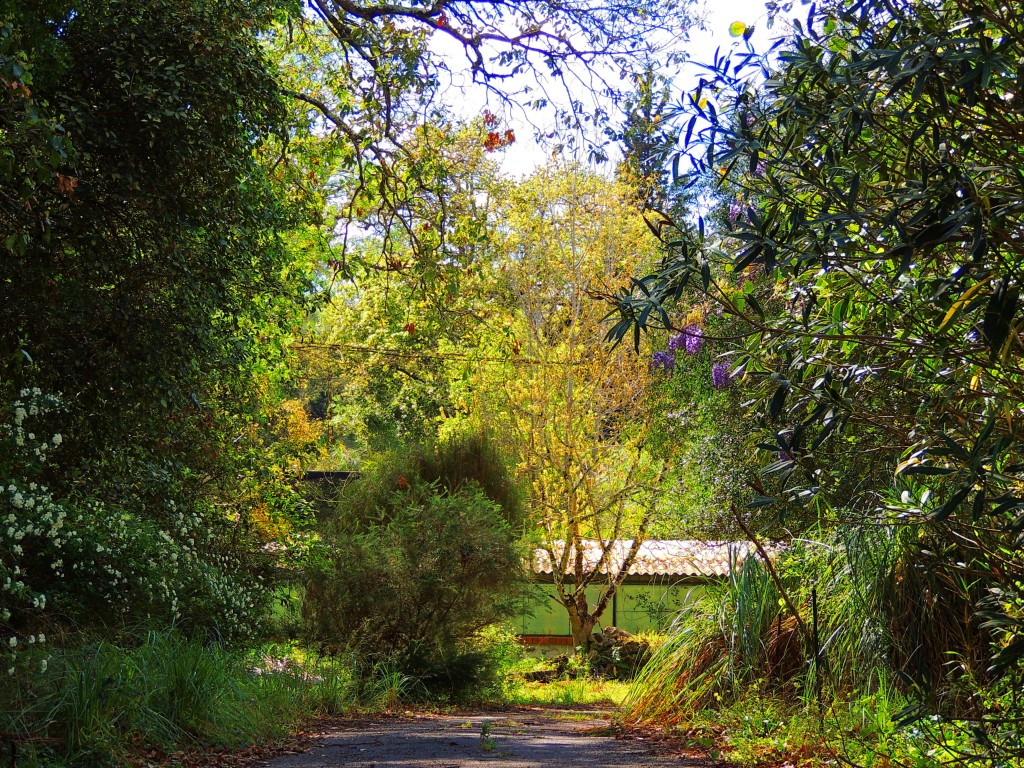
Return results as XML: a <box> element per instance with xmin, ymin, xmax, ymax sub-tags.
<box><xmin>258</xmin><ymin>707</ymin><xmax>715</xmax><ymax>768</ymax></box>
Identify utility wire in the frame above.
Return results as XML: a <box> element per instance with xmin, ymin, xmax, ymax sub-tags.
<box><xmin>292</xmin><ymin>341</ymin><xmax>588</xmax><ymax>367</ymax></box>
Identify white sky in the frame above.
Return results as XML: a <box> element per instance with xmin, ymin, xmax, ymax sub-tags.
<box><xmin>431</xmin><ymin>0</ymin><xmax>791</xmax><ymax>176</ymax></box>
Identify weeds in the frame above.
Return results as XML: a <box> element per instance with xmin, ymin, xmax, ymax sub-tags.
<box><xmin>0</xmin><ymin>631</ymin><xmax>400</xmax><ymax>767</ymax></box>
<box><xmin>479</xmin><ymin>720</ymin><xmax>496</xmax><ymax>751</ymax></box>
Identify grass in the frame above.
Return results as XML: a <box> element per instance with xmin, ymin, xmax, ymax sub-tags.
<box><xmin>0</xmin><ymin>632</ymin><xmax>407</xmax><ymax>767</ymax></box>
<box><xmin>506</xmin><ymin>677</ymin><xmax>631</xmax><ymax>708</ymax></box>
<box><xmin>645</xmin><ymin>680</ymin><xmax>946</xmax><ymax>768</ymax></box>
<box><xmin>3</xmin><ymin>625</ymin><xmax>647</xmax><ymax>767</ymax></box>
<box><xmin>618</xmin><ymin>528</ymin><xmax>989</xmax><ymax>768</ymax></box>
<box><xmin>6</xmin><ymin>627</ymin><xmax>621</xmax><ymax>766</ymax></box>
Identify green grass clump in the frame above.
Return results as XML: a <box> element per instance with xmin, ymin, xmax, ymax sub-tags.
<box><xmin>621</xmin><ymin>527</ymin><xmax>999</xmax><ymax>766</ymax></box>
<box><xmin>1</xmin><ymin>631</ymin><xmax>360</xmax><ymax>767</ymax></box>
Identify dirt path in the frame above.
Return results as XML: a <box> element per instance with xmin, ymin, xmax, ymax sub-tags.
<box><xmin>261</xmin><ymin>707</ymin><xmax>705</xmax><ymax>768</ymax></box>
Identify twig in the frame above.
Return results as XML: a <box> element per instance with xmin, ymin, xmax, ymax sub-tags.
<box><xmin>733</xmin><ymin>507</ymin><xmax>809</xmax><ymax>641</ymax></box>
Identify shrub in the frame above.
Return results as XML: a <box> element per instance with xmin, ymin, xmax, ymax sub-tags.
<box><xmin>301</xmin><ymin>439</ymin><xmax>528</xmax><ymax>699</ymax></box>
<box><xmin>0</xmin><ymin>631</ymin><xmax>324</xmax><ymax>766</ymax></box>
<box><xmin>1</xmin><ymin>386</ymin><xmax>277</xmax><ymax>687</ymax></box>
<box><xmin>625</xmin><ymin>527</ymin><xmax>996</xmax><ymax>733</ymax></box>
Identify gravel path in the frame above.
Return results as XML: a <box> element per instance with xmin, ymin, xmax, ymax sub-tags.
<box><xmin>262</xmin><ymin>708</ymin><xmax>701</xmax><ymax>768</ymax></box>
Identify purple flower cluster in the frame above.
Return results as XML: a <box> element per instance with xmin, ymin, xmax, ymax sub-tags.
<box><xmin>728</xmin><ymin>199</ymin><xmax>743</xmax><ymax>224</ymax></box>
<box><xmin>650</xmin><ymin>351</ymin><xmax>675</xmax><ymax>373</ymax></box>
<box><xmin>711</xmin><ymin>362</ymin><xmax>732</xmax><ymax>390</ymax></box>
<box><xmin>683</xmin><ymin>325</ymin><xmax>704</xmax><ymax>355</ymax></box>
<box><xmin>669</xmin><ymin>324</ymin><xmax>704</xmax><ymax>356</ymax></box>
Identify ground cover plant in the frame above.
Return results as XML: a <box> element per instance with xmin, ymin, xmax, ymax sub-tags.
<box><xmin>509</xmin><ymin>678</ymin><xmax>633</xmax><ymax>709</ymax></box>
<box><xmin>0</xmin><ymin>630</ymin><xmax>363</xmax><ymax>767</ymax></box>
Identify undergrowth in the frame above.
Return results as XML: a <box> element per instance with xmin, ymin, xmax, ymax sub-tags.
<box><xmin>506</xmin><ymin>677</ymin><xmax>631</xmax><ymax>708</ymax></box>
<box><xmin>0</xmin><ymin>630</ymin><xmax>426</xmax><ymax>768</ymax></box>
<box><xmin>620</xmin><ymin>529</ymin><xmax>998</xmax><ymax>767</ymax></box>
<box><xmin>647</xmin><ymin>677</ymin><xmax>944</xmax><ymax>768</ymax></box>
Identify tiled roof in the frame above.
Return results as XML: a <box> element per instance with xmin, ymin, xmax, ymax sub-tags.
<box><xmin>532</xmin><ymin>539</ymin><xmax>758</xmax><ymax>578</ymax></box>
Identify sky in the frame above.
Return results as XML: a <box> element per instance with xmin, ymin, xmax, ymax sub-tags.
<box><xmin>429</xmin><ymin>0</ymin><xmax>789</xmax><ymax>176</ymax></box>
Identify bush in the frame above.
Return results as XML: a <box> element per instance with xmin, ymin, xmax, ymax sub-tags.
<box><xmin>1</xmin><ymin>0</ymin><xmax>308</xmax><ymax>661</ymax></box>
<box><xmin>0</xmin><ymin>631</ymin><xmax>322</xmax><ymax>766</ymax></box>
<box><xmin>301</xmin><ymin>438</ymin><xmax>528</xmax><ymax>699</ymax></box>
<box><xmin>0</xmin><ymin>632</ymin><xmax>370</xmax><ymax>766</ymax></box>
<box><xmin>1</xmin><ymin>386</ymin><xmax>277</xmax><ymax>688</ymax></box>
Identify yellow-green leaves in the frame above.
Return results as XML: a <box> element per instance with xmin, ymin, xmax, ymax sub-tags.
<box><xmin>936</xmin><ymin>276</ymin><xmax>993</xmax><ymax>334</ymax></box>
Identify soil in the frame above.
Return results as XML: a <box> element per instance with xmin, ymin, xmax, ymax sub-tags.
<box><xmin>255</xmin><ymin>706</ymin><xmax>717</xmax><ymax>768</ymax></box>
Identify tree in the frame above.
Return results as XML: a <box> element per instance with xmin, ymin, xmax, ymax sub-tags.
<box><xmin>612</xmin><ymin>0</ymin><xmax>1024</xmax><ymax>753</ymax></box>
<box><xmin>271</xmin><ymin>0</ymin><xmax>696</xmax><ymax>284</ymax></box>
<box><xmin>1</xmin><ymin>0</ymin><xmax>311</xmax><ymax>643</ymax></box>
<box><xmin>463</xmin><ymin>163</ymin><xmax>669</xmax><ymax>649</ymax></box>
<box><xmin>290</xmin><ymin>118</ymin><xmax>509</xmax><ymax>457</ymax></box>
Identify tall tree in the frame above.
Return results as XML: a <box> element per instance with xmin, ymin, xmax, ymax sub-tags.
<box><xmin>462</xmin><ymin>163</ymin><xmax>668</xmax><ymax>649</ymax></box>
<box><xmin>1</xmin><ymin>0</ymin><xmax>310</xmax><ymax>640</ymax></box>
<box><xmin>291</xmin><ymin>118</ymin><xmax>508</xmax><ymax>456</ymax></box>
<box><xmin>271</xmin><ymin>0</ymin><xmax>696</xmax><ymax>284</ymax></box>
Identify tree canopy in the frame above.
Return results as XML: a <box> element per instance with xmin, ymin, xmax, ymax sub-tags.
<box><xmin>272</xmin><ymin>0</ymin><xmax>695</xmax><ymax>277</ymax></box>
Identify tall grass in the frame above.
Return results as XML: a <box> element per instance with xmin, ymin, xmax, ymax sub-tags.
<box><xmin>624</xmin><ymin>554</ymin><xmax>785</xmax><ymax>723</ymax></box>
<box><xmin>1</xmin><ymin>630</ymin><xmax>361</xmax><ymax>766</ymax></box>
<box><xmin>3</xmin><ymin>627</ymin><xmax>523</xmax><ymax>766</ymax></box>
<box><xmin>625</xmin><ymin>526</ymin><xmax>990</xmax><ymax>738</ymax></box>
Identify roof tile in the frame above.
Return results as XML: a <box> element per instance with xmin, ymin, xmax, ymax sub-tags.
<box><xmin>532</xmin><ymin>539</ymin><xmax>759</xmax><ymax>578</ymax></box>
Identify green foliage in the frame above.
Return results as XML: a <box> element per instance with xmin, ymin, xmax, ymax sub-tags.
<box><xmin>302</xmin><ymin>436</ymin><xmax>528</xmax><ymax>699</ymax></box>
<box><xmin>0</xmin><ymin>0</ymin><xmax>316</xmax><ymax>655</ymax></box>
<box><xmin>0</xmin><ymin>631</ymin><xmax>363</xmax><ymax>767</ymax></box>
<box><xmin>287</xmin><ymin>118</ymin><xmax>518</xmax><ymax>461</ymax></box>
<box><xmin>0</xmin><ymin>386</ymin><xmax>279</xmax><ymax>695</ymax></box>
<box><xmin>273</xmin><ymin>1</ymin><xmax>695</xmax><ymax>279</ymax></box>
<box><xmin>422</xmin><ymin>432</ymin><xmax>526</xmax><ymax>531</ymax></box>
<box><xmin>645</xmin><ymin>314</ymin><xmax>765</xmax><ymax>538</ymax></box>
<box><xmin>460</xmin><ymin>162</ymin><xmax>671</xmax><ymax>649</ymax></box>
<box><xmin>624</xmin><ymin>555</ymin><xmax>780</xmax><ymax>721</ymax></box>
<box><xmin>612</xmin><ymin>0</ymin><xmax>1024</xmax><ymax>759</ymax></box>
<box><xmin>625</xmin><ymin>529</ymin><xmax>1005</xmax><ymax>765</ymax></box>
<box><xmin>653</xmin><ymin>681</ymin><xmax>941</xmax><ymax>768</ymax></box>
<box><xmin>506</xmin><ymin>677</ymin><xmax>632</xmax><ymax>708</ymax></box>
<box><xmin>3</xmin><ymin>0</ymin><xmax>304</xmax><ymax>455</ymax></box>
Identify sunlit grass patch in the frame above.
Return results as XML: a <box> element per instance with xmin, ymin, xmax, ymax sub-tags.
<box><xmin>506</xmin><ymin>678</ymin><xmax>631</xmax><ymax>708</ymax></box>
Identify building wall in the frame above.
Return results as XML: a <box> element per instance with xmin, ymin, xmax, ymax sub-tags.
<box><xmin>517</xmin><ymin>579</ymin><xmax>707</xmax><ymax>640</ymax></box>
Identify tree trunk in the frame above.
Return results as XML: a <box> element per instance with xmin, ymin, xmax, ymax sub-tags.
<box><xmin>567</xmin><ymin>604</ymin><xmax>597</xmax><ymax>652</ymax></box>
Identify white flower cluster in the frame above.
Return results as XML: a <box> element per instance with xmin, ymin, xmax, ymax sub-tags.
<box><xmin>4</xmin><ymin>388</ymin><xmax>63</xmax><ymax>460</ymax></box>
<box><xmin>1</xmin><ymin>388</ymin><xmax>68</xmax><ymax>674</ymax></box>
<box><xmin>2</xmin><ymin>385</ymin><xmax>268</xmax><ymax>681</ymax></box>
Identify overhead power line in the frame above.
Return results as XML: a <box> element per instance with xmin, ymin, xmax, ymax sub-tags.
<box><xmin>292</xmin><ymin>341</ymin><xmax>586</xmax><ymax>367</ymax></box>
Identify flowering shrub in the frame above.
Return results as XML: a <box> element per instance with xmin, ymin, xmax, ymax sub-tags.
<box><xmin>1</xmin><ymin>388</ymin><xmax>63</xmax><ymax>675</ymax></box>
<box><xmin>1</xmin><ymin>384</ymin><xmax>270</xmax><ymax>679</ymax></box>
<box><xmin>711</xmin><ymin>362</ymin><xmax>732</xmax><ymax>390</ymax></box>
<box><xmin>669</xmin><ymin>324</ymin><xmax>704</xmax><ymax>355</ymax></box>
